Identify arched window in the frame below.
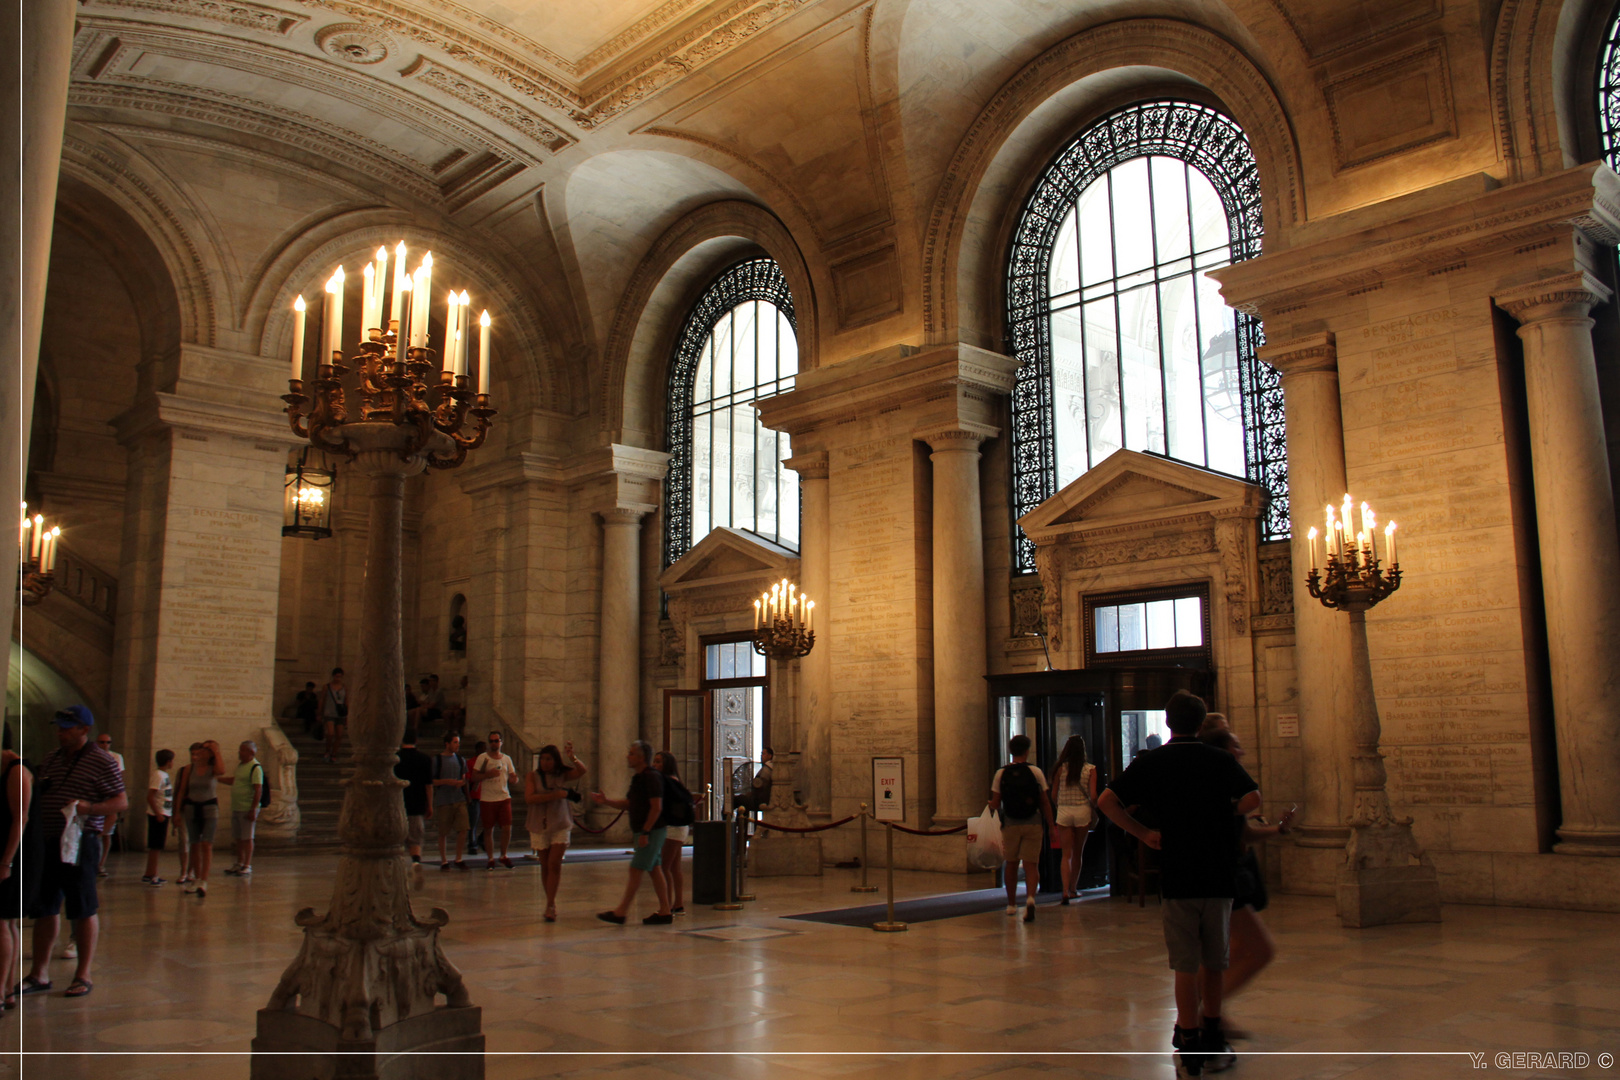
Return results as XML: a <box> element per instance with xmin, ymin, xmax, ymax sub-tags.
<box><xmin>1601</xmin><ymin>4</ymin><xmax>1620</xmax><ymax>169</ymax></box>
<box><xmin>664</xmin><ymin>258</ymin><xmax>800</xmax><ymax>567</ymax></box>
<box><xmin>1006</xmin><ymin>100</ymin><xmax>1287</xmax><ymax>572</ymax></box>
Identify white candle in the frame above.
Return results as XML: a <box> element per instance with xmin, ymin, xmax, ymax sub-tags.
<box><xmin>373</xmin><ymin>246</ymin><xmax>388</xmax><ymax>325</ymax></box>
<box><xmin>362</xmin><ymin>263</ymin><xmax>376</xmax><ymax>332</ymax></box>
<box><xmin>805</xmin><ymin>600</ymin><xmax>814</xmax><ymax>634</ymax></box>
<box><xmin>409</xmin><ymin>267</ymin><xmax>426</xmax><ymax>347</ymax></box>
<box><xmin>478</xmin><ymin>310</ymin><xmax>491</xmax><ymax>395</ymax></box>
<box><xmin>389</xmin><ymin>242</ymin><xmax>407</xmax><ymax>331</ymax></box>
<box><xmin>753</xmin><ymin>599</ymin><xmax>760</xmax><ymax>629</ymax></box>
<box><xmin>44</xmin><ymin>527</ymin><xmax>60</xmax><ymax>573</ymax></box>
<box><xmin>290</xmin><ymin>295</ymin><xmax>306</xmax><ymax>381</ymax></box>
<box><xmin>458</xmin><ymin>292</ymin><xmax>471</xmax><ymax>374</ymax></box>
<box><xmin>324</xmin><ymin>267</ymin><xmax>345</xmax><ymax>361</ymax></box>
<box><xmin>30</xmin><ymin>514</ymin><xmax>43</xmax><ymax>562</ymax></box>
<box><xmin>414</xmin><ymin>253</ymin><xmax>433</xmax><ymax>347</ymax></box>
<box><xmin>1385</xmin><ymin>521</ymin><xmax>1397</xmax><ymax>566</ymax></box>
<box><xmin>1307</xmin><ymin>526</ymin><xmax>1318</xmax><ymax>571</ymax></box>
<box><xmin>397</xmin><ymin>275</ymin><xmax>412</xmax><ymax>351</ymax></box>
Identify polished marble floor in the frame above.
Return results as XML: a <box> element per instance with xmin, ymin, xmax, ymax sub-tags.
<box><xmin>5</xmin><ymin>847</ymin><xmax>1618</xmax><ymax>1079</ymax></box>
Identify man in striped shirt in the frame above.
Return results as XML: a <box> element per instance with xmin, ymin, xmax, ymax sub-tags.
<box><xmin>20</xmin><ymin>705</ymin><xmax>127</xmax><ymax>999</ymax></box>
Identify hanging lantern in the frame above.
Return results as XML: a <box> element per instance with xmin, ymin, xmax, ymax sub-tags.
<box><xmin>283</xmin><ymin>448</ymin><xmax>336</xmax><ymax>539</ymax></box>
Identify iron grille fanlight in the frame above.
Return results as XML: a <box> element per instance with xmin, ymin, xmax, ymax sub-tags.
<box><xmin>1004</xmin><ymin>100</ymin><xmax>1289</xmax><ymax>574</ymax></box>
<box><xmin>283</xmin><ymin>447</ymin><xmax>336</xmax><ymax>539</ymax></box>
<box><xmin>1601</xmin><ymin>5</ymin><xmax>1620</xmax><ymax>171</ymax></box>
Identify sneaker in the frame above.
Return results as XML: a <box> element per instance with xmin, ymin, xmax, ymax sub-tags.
<box><xmin>642</xmin><ymin>913</ymin><xmax>674</xmax><ymax>925</ymax></box>
<box><xmin>1023</xmin><ymin>903</ymin><xmax>1035</xmax><ymax>923</ymax></box>
<box><xmin>1203</xmin><ymin>1032</ymin><xmax>1236</xmax><ymax>1073</ymax></box>
<box><xmin>670</xmin><ymin>906</ymin><xmax>686</xmax><ymax>916</ymax></box>
<box><xmin>1173</xmin><ymin>1027</ymin><xmax>1205</xmax><ymax>1079</ymax></box>
<box><xmin>596</xmin><ymin>911</ymin><xmax>626</xmax><ymax>925</ymax></box>
<box><xmin>499</xmin><ymin>857</ymin><xmax>513</xmax><ymax>869</ymax></box>
<box><xmin>141</xmin><ymin>875</ymin><xmax>154</xmax><ymax>884</ymax></box>
<box><xmin>147</xmin><ymin>877</ymin><xmax>166</xmax><ymax>887</ymax></box>
<box><xmin>223</xmin><ymin>866</ymin><xmax>242</xmax><ymax>876</ymax></box>
<box><xmin>1006</xmin><ymin>905</ymin><xmax>1017</xmax><ymax>916</ymax></box>
<box><xmin>196</xmin><ymin>883</ymin><xmax>207</xmax><ymax>898</ymax></box>
<box><xmin>183</xmin><ymin>882</ymin><xmax>197</xmax><ymax>894</ymax></box>
<box><xmin>61</xmin><ymin>942</ymin><xmax>78</xmax><ymax>959</ymax></box>
<box><xmin>486</xmin><ymin>859</ymin><xmax>497</xmax><ymax>871</ymax></box>
<box><xmin>237</xmin><ymin>866</ymin><xmax>252</xmax><ymax>876</ymax></box>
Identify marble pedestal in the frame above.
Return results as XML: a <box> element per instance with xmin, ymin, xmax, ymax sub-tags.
<box><xmin>749</xmin><ymin>752</ymin><xmax>822</xmax><ymax>876</ymax></box>
<box><xmin>251</xmin><ymin>1005</ymin><xmax>484</xmax><ymax>1080</ymax></box>
<box><xmin>1336</xmin><ymin>824</ymin><xmax>1443</xmax><ymax>928</ymax></box>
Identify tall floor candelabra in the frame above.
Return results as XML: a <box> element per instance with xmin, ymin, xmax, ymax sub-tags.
<box><xmin>1306</xmin><ymin>496</ymin><xmax>1440</xmax><ymax>928</ymax></box>
<box><xmin>252</xmin><ymin>244</ymin><xmax>495</xmax><ymax>1080</ymax></box>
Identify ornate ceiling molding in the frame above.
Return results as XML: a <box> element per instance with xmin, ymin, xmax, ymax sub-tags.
<box><xmin>316</xmin><ymin>21</ymin><xmax>395</xmax><ymax>64</ymax></box>
<box><xmin>81</xmin><ymin>0</ymin><xmax>308</xmax><ymax>36</ymax></box>
<box><xmin>399</xmin><ymin>56</ymin><xmax>574</xmax><ymax>154</ymax></box>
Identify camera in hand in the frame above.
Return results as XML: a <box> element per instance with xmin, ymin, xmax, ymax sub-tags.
<box><xmin>566</xmin><ymin>789</ymin><xmax>582</xmax><ymax>803</ymax></box>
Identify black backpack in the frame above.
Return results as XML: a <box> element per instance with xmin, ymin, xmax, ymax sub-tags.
<box><xmin>999</xmin><ymin>762</ymin><xmax>1041</xmax><ymax>820</ymax></box>
<box><xmin>661</xmin><ymin>774</ymin><xmax>695</xmax><ymax>827</ymax></box>
<box><xmin>252</xmin><ymin>761</ymin><xmax>271</xmax><ymax>808</ymax></box>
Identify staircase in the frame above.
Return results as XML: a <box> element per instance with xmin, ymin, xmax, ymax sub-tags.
<box><xmin>266</xmin><ymin>722</ymin><xmax>351</xmax><ymax>853</ymax></box>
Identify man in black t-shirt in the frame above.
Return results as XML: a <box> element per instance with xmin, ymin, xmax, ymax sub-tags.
<box><xmin>394</xmin><ymin>730</ymin><xmax>434</xmax><ymax>867</ymax></box>
<box><xmin>590</xmin><ymin>740</ymin><xmax>673</xmax><ymax>926</ymax></box>
<box><xmin>1099</xmin><ymin>691</ymin><xmax>1259</xmax><ymax>1078</ymax></box>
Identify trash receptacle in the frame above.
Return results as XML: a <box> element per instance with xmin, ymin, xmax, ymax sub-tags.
<box><xmin>691</xmin><ymin>820</ymin><xmax>727</xmax><ymax>905</ymax></box>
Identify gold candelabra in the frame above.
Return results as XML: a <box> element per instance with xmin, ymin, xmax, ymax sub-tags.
<box><xmin>752</xmin><ymin>578</ymin><xmax>815</xmax><ymax>660</ymax></box>
<box><xmin>18</xmin><ymin>503</ymin><xmax>61</xmax><ymax>606</ymax></box>
<box><xmin>1305</xmin><ymin>493</ymin><xmax>1400</xmax><ymax>612</ymax></box>
<box><xmin>281</xmin><ymin>245</ymin><xmax>496</xmax><ymax>469</ymax></box>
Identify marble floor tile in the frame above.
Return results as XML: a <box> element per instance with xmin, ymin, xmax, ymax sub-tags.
<box><xmin>5</xmin><ymin>848</ymin><xmax>1619</xmax><ymax>1079</ymax></box>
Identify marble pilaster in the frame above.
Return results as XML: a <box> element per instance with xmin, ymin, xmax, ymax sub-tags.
<box><xmin>1256</xmin><ymin>334</ymin><xmax>1354</xmax><ymax>864</ymax></box>
<box><xmin>784</xmin><ymin>451</ymin><xmax>832</xmax><ymax>814</ymax></box>
<box><xmin>921</xmin><ymin>426</ymin><xmax>995</xmax><ymax>829</ymax></box>
<box><xmin>1498</xmin><ymin>273</ymin><xmax>1620</xmax><ymax>856</ymax></box>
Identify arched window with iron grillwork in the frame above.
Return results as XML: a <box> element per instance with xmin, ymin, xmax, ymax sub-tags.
<box><xmin>1005</xmin><ymin>100</ymin><xmax>1287</xmax><ymax>573</ymax></box>
<box><xmin>1601</xmin><ymin>5</ymin><xmax>1620</xmax><ymax>169</ymax></box>
<box><xmin>664</xmin><ymin>258</ymin><xmax>800</xmax><ymax>568</ymax></box>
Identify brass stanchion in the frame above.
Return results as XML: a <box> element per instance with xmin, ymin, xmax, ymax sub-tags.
<box><xmin>714</xmin><ymin>808</ymin><xmax>742</xmax><ymax>911</ymax></box>
<box><xmin>852</xmin><ymin>804</ymin><xmax>878</xmax><ymax>892</ymax></box>
<box><xmin>872</xmin><ymin>820</ymin><xmax>907</xmax><ymax>932</ymax></box>
<box><xmin>736</xmin><ymin>807</ymin><xmax>755</xmax><ymax>901</ymax></box>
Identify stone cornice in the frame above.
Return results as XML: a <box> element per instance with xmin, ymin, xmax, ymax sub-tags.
<box><xmin>755</xmin><ymin>342</ymin><xmax>1018</xmax><ymax>438</ymax></box>
<box><xmin>600</xmin><ymin>505</ymin><xmax>655</xmax><ymax>525</ymax></box>
<box><xmin>113</xmin><ymin>390</ymin><xmax>300</xmax><ymax>447</ymax></box>
<box><xmin>457</xmin><ymin>444</ymin><xmax>670</xmax><ymax>496</ymax></box>
<box><xmin>1257</xmin><ymin>332</ymin><xmax>1338</xmax><ymax>377</ymax></box>
<box><xmin>1211</xmin><ymin>163</ymin><xmax>1620</xmax><ymax>317</ymax></box>
<box><xmin>916</xmin><ymin>424</ymin><xmax>997</xmax><ymax>450</ymax></box>
<box><xmin>1495</xmin><ymin>271</ymin><xmax>1614</xmax><ymax>322</ymax></box>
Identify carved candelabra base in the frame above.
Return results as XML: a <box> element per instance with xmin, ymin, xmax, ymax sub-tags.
<box><xmin>1336</xmin><ymin>821</ymin><xmax>1442</xmax><ymax>928</ymax></box>
<box><xmin>251</xmin><ymin>1002</ymin><xmax>483</xmax><ymax>1080</ymax></box>
<box><xmin>751</xmin><ymin>752</ymin><xmax>822</xmax><ymax>877</ymax></box>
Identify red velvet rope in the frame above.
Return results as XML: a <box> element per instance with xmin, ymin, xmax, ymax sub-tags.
<box><xmin>885</xmin><ymin>821</ymin><xmax>967</xmax><ymax>836</ymax></box>
<box><xmin>572</xmin><ymin>810</ymin><xmax>625</xmax><ymax>835</ymax></box>
<box><xmin>752</xmin><ymin>814</ymin><xmax>858</xmax><ymax>834</ymax></box>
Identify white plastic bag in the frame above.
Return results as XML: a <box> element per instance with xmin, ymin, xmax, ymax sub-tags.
<box><xmin>966</xmin><ymin>804</ymin><xmax>1003</xmax><ymax>869</ymax></box>
<box><xmin>60</xmin><ymin>803</ymin><xmax>83</xmax><ymax>865</ymax></box>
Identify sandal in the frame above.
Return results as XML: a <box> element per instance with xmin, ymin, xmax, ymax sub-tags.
<box><xmin>544</xmin><ymin>907</ymin><xmax>557</xmax><ymax>923</ymax></box>
<box><xmin>64</xmin><ymin>979</ymin><xmax>93</xmax><ymax>999</ymax></box>
<box><xmin>19</xmin><ymin>976</ymin><xmax>51</xmax><ymax>995</ymax></box>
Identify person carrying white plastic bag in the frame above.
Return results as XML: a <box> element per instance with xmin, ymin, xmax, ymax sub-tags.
<box><xmin>966</xmin><ymin>803</ymin><xmax>1003</xmax><ymax>869</ymax></box>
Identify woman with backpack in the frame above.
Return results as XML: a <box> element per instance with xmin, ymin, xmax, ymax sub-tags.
<box><xmin>1051</xmin><ymin>734</ymin><xmax>1099</xmax><ymax>904</ymax></box>
<box><xmin>653</xmin><ymin>752</ymin><xmax>695</xmax><ymax>916</ymax></box>
<box><xmin>523</xmin><ymin>742</ymin><xmax>585</xmax><ymax>922</ymax></box>
<box><xmin>175</xmin><ymin>740</ymin><xmax>230</xmax><ymax>897</ymax></box>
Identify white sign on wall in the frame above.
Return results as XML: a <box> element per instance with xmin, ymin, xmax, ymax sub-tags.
<box><xmin>1277</xmin><ymin>713</ymin><xmax>1300</xmax><ymax>738</ymax></box>
<box><xmin>871</xmin><ymin>756</ymin><xmax>905</xmax><ymax>822</ymax></box>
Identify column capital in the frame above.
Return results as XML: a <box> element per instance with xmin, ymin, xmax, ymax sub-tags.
<box><xmin>1257</xmin><ymin>332</ymin><xmax>1337</xmax><ymax>377</ymax></box>
<box><xmin>599</xmin><ymin>505</ymin><xmax>653</xmax><ymax>527</ymax></box>
<box><xmin>782</xmin><ymin>451</ymin><xmax>829</xmax><ymax>480</ymax></box>
<box><xmin>1496</xmin><ymin>271</ymin><xmax>1612</xmax><ymax>324</ymax></box>
<box><xmin>916</xmin><ymin>423</ymin><xmax>997</xmax><ymax>452</ymax></box>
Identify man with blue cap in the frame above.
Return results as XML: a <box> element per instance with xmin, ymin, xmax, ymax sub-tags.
<box><xmin>20</xmin><ymin>704</ymin><xmax>127</xmax><ymax>999</ymax></box>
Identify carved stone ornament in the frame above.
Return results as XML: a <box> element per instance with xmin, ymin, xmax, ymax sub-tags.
<box><xmin>1213</xmin><ymin>510</ymin><xmax>1254</xmax><ymax>636</ymax></box>
<box><xmin>658</xmin><ymin>622</ymin><xmax>683</xmax><ymax>667</ymax></box>
<box><xmin>1035</xmin><ymin>546</ymin><xmax>1063</xmax><ymax>652</ymax></box>
<box><xmin>1258</xmin><ymin>542</ymin><xmax>1295</xmax><ymax>617</ymax></box>
<box><xmin>316</xmin><ymin>22</ymin><xmax>393</xmax><ymax>65</ymax></box>
<box><xmin>1010</xmin><ymin>580</ymin><xmax>1046</xmax><ymax>638</ymax></box>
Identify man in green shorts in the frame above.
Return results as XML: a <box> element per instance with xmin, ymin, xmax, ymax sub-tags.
<box><xmin>592</xmin><ymin>740</ymin><xmax>673</xmax><ymax>926</ymax></box>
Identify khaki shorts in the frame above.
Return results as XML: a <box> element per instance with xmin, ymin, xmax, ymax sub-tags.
<box><xmin>1001</xmin><ymin>822</ymin><xmax>1044</xmax><ymax>863</ymax></box>
<box><xmin>406</xmin><ymin>815</ymin><xmax>425</xmax><ymax>846</ymax></box>
<box><xmin>1162</xmin><ymin>897</ymin><xmax>1233</xmax><ymax>973</ymax></box>
<box><xmin>435</xmin><ymin>802</ymin><xmax>470</xmax><ymax>833</ymax></box>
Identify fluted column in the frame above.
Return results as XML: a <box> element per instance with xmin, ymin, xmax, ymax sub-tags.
<box><xmin>1258</xmin><ymin>334</ymin><xmax>1353</xmax><ymax>848</ymax></box>
<box><xmin>598</xmin><ymin>507</ymin><xmax>648</xmax><ymax>823</ymax></box>
<box><xmin>924</xmin><ymin>426</ymin><xmax>993</xmax><ymax>828</ymax></box>
<box><xmin>1499</xmin><ymin>272</ymin><xmax>1620</xmax><ymax>856</ymax></box>
<box><xmin>785</xmin><ymin>452</ymin><xmax>831</xmax><ymax>813</ymax></box>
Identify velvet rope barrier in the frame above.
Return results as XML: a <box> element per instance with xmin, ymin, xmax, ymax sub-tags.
<box><xmin>751</xmin><ymin>814</ymin><xmax>858</xmax><ymax>834</ymax></box>
<box><xmin>885</xmin><ymin>821</ymin><xmax>966</xmax><ymax>836</ymax></box>
<box><xmin>573</xmin><ymin>810</ymin><xmax>625</xmax><ymax>835</ymax></box>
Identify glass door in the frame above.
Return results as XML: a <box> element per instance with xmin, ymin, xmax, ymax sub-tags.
<box><xmin>700</xmin><ymin>636</ymin><xmax>769</xmax><ymax>812</ymax></box>
<box><xmin>662</xmin><ymin>689</ymin><xmax>712</xmax><ymax>819</ymax></box>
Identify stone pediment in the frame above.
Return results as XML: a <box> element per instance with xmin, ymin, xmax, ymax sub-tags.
<box><xmin>1019</xmin><ymin>450</ymin><xmax>1260</xmax><ymax>540</ymax></box>
<box><xmin>658</xmin><ymin>527</ymin><xmax>799</xmax><ymax>595</ymax></box>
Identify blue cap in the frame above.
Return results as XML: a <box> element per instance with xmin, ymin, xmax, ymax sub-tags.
<box><xmin>52</xmin><ymin>705</ymin><xmax>94</xmax><ymax>729</ymax></box>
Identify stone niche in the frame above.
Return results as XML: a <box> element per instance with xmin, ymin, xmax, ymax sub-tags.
<box><xmin>658</xmin><ymin>526</ymin><xmax>819</xmax><ymax>875</ymax></box>
<box><xmin>1018</xmin><ymin>450</ymin><xmax>1266</xmax><ymax>737</ymax></box>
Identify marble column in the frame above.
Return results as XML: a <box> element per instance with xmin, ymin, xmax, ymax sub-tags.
<box><xmin>1257</xmin><ymin>334</ymin><xmax>1353</xmax><ymax>851</ymax></box>
<box><xmin>924</xmin><ymin>426</ymin><xmax>993</xmax><ymax>829</ymax></box>
<box><xmin>1499</xmin><ymin>272</ymin><xmax>1620</xmax><ymax>856</ymax></box>
<box><xmin>598</xmin><ymin>506</ymin><xmax>648</xmax><ymax>827</ymax></box>
<box><xmin>785</xmin><ymin>452</ymin><xmax>831</xmax><ymax>814</ymax></box>
<box><xmin>2</xmin><ymin>0</ymin><xmax>76</xmax><ymax>651</ymax></box>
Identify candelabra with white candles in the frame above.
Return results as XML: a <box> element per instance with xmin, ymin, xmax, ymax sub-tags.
<box><xmin>282</xmin><ymin>242</ymin><xmax>496</xmax><ymax>468</ymax></box>
<box><xmin>1305</xmin><ymin>493</ymin><xmax>1400</xmax><ymax>612</ymax></box>
<box><xmin>17</xmin><ymin>502</ymin><xmax>61</xmax><ymax>606</ymax></box>
<box><xmin>1298</xmin><ymin>492</ymin><xmax>1439</xmax><ymax>929</ymax></box>
<box><xmin>752</xmin><ymin>578</ymin><xmax>815</xmax><ymax>660</ymax></box>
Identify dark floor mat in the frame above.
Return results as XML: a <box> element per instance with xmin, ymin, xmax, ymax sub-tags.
<box><xmin>786</xmin><ymin>886</ymin><xmax>1105</xmax><ymax>927</ymax></box>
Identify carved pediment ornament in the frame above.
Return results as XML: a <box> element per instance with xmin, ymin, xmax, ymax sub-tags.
<box><xmin>1035</xmin><ymin>545</ymin><xmax>1063</xmax><ymax>652</ymax></box>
